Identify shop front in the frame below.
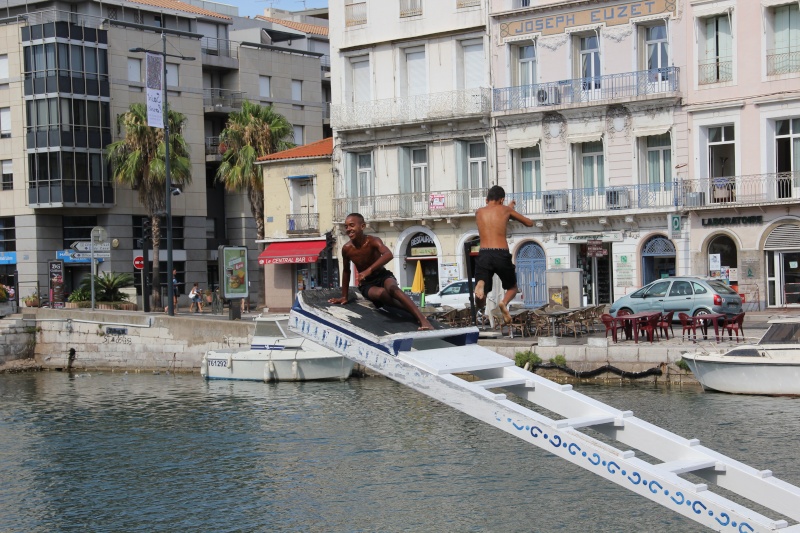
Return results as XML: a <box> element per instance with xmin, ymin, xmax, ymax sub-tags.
<box><xmin>404</xmin><ymin>232</ymin><xmax>439</xmax><ymax>294</ymax></box>
<box><xmin>258</xmin><ymin>239</ymin><xmax>337</xmax><ymax>311</ymax></box>
<box><xmin>641</xmin><ymin>235</ymin><xmax>676</xmax><ymax>285</ymax></box>
<box><xmin>764</xmin><ymin>222</ymin><xmax>800</xmax><ymax>306</ymax></box>
<box><xmin>557</xmin><ymin>232</ymin><xmax>622</xmax><ymax>305</ymax></box>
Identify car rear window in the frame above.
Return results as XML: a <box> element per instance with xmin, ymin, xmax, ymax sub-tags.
<box><xmin>707</xmin><ymin>281</ymin><xmax>738</xmax><ymax>295</ymax></box>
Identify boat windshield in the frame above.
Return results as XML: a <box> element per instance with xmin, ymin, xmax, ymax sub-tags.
<box><xmin>254</xmin><ymin>320</ymin><xmax>290</xmax><ymax>338</ymax></box>
<box><xmin>758</xmin><ymin>322</ymin><xmax>800</xmax><ymax>344</ymax></box>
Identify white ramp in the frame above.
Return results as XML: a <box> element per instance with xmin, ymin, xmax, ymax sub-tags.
<box><xmin>290</xmin><ymin>290</ymin><xmax>800</xmax><ymax>533</ymax></box>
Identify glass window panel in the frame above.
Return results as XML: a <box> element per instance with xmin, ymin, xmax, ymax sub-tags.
<box><xmin>36</xmin><ymin>100</ymin><xmax>48</xmax><ymax>130</ymax></box>
<box><xmin>57</xmin><ymin>43</ymin><xmax>69</xmax><ymax>71</ymax></box>
<box><xmin>87</xmin><ymin>101</ymin><xmax>99</xmax><ymax>127</ymax></box>
<box><xmin>723</xmin><ymin>125</ymin><xmax>735</xmax><ymax>140</ymax></box>
<box><xmin>259</xmin><ymin>75</ymin><xmax>270</xmax><ymax>97</ymax></box>
<box><xmin>49</xmin><ymin>99</ymin><xmax>58</xmax><ymax>130</ymax></box>
<box><xmin>74</xmin><ymin>153</ymin><xmax>88</xmax><ymax>183</ymax></box>
<box><xmin>62</xmin><ymin>151</ymin><xmax>74</xmax><ymax>181</ymax></box>
<box><xmin>90</xmin><ymin>154</ymin><xmax>102</xmax><ymax>184</ymax></box>
<box><xmin>777</xmin><ymin>119</ymin><xmax>790</xmax><ymax>136</ymax></box>
<box><xmin>61</xmin><ymin>99</ymin><xmax>71</xmax><ymax>132</ymax></box>
<box><xmin>469</xmin><ymin>142</ymin><xmax>486</xmax><ymax>158</ymax></box>
<box><xmin>85</xmin><ymin>47</ymin><xmax>97</xmax><ymax>75</ymax></box>
<box><xmin>793</xmin><ymin>118</ymin><xmax>800</xmax><ymax>132</ymax></box>
<box><xmin>708</xmin><ymin>126</ymin><xmax>721</xmax><ymax>143</ymax></box>
<box><xmin>49</xmin><ymin>152</ymin><xmax>60</xmax><ymax>180</ymax></box>
<box><xmin>45</xmin><ymin>43</ymin><xmax>56</xmax><ymax>73</ymax></box>
<box><xmin>98</xmin><ymin>48</ymin><xmax>107</xmax><ymax>75</ymax></box>
<box><xmin>71</xmin><ymin>45</ymin><xmax>83</xmax><ymax>73</ymax></box>
<box><xmin>646</xmin><ymin>133</ymin><xmax>671</xmax><ymax>147</ymax></box>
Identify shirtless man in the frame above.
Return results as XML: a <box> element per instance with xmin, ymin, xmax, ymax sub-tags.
<box><xmin>329</xmin><ymin>213</ymin><xmax>433</xmax><ymax>331</ymax></box>
<box><xmin>474</xmin><ymin>185</ymin><xmax>534</xmax><ymax>324</ymax></box>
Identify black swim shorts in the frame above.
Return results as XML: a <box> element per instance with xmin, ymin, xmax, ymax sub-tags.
<box><xmin>358</xmin><ymin>267</ymin><xmax>397</xmax><ymax>304</ymax></box>
<box><xmin>474</xmin><ymin>248</ymin><xmax>517</xmax><ymax>293</ymax></box>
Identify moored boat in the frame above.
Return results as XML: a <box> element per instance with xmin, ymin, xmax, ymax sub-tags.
<box><xmin>201</xmin><ymin>314</ymin><xmax>355</xmax><ymax>382</ymax></box>
<box><xmin>682</xmin><ymin>317</ymin><xmax>800</xmax><ymax>395</ymax></box>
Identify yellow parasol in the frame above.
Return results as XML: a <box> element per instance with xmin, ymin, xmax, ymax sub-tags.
<box><xmin>411</xmin><ymin>260</ymin><xmax>425</xmax><ymax>294</ymax></box>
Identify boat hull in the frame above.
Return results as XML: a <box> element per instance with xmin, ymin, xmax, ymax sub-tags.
<box><xmin>683</xmin><ymin>354</ymin><xmax>800</xmax><ymax>395</ymax></box>
<box><xmin>202</xmin><ymin>350</ymin><xmax>354</xmax><ymax>382</ymax></box>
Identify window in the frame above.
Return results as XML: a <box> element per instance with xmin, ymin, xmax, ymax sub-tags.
<box><xmin>0</xmin><ymin>107</ymin><xmax>10</xmax><ymax>138</ymax></box>
<box><xmin>708</xmin><ymin>125</ymin><xmax>736</xmax><ymax>202</ymax></box>
<box><xmin>576</xmin><ymin>141</ymin><xmax>604</xmax><ymax>191</ymax></box>
<box><xmin>1</xmin><ymin>160</ymin><xmax>11</xmax><ymax>191</ymax></box>
<box><xmin>0</xmin><ymin>54</ymin><xmax>8</xmax><ymax>79</ymax></box>
<box><xmin>349</xmin><ymin>56</ymin><xmax>370</xmax><ymax>103</ymax></box>
<box><xmin>356</xmin><ymin>153</ymin><xmax>373</xmax><ymax>197</ymax></box>
<box><xmin>411</xmin><ymin>147</ymin><xmax>428</xmax><ymax>193</ymax></box>
<box><xmin>643</xmin><ymin>23</ymin><xmax>669</xmax><ymax>84</ymax></box>
<box><xmin>769</xmin><ymin>4</ymin><xmax>800</xmax><ymax>75</ymax></box>
<box><xmin>62</xmin><ymin>215</ymin><xmax>97</xmax><ymax>250</ymax></box>
<box><xmin>0</xmin><ymin>217</ymin><xmax>15</xmax><ymax>252</ymax></box>
<box><xmin>259</xmin><ymin>75</ymin><xmax>271</xmax><ymax>98</ymax></box>
<box><xmin>404</xmin><ymin>47</ymin><xmax>426</xmax><ymax>97</ymax></box>
<box><xmin>165</xmin><ymin>64</ymin><xmax>178</xmax><ymax>87</ymax></box>
<box><xmin>127</xmin><ymin>58</ymin><xmax>141</xmax><ymax>82</ymax></box>
<box><xmin>578</xmin><ymin>35</ymin><xmax>601</xmax><ymax>92</ymax></box>
<box><xmin>154</xmin><ymin>15</ymin><xmax>162</xmax><ymax>28</ymax></box>
<box><xmin>461</xmin><ymin>40</ymin><xmax>484</xmax><ymax>89</ymax></box>
<box><xmin>517</xmin><ymin>44</ymin><xmax>536</xmax><ymax>86</ymax></box>
<box><xmin>468</xmin><ymin>142</ymin><xmax>487</xmax><ymax>190</ymax></box>
<box><xmin>643</xmin><ymin>133</ymin><xmax>672</xmax><ymax>191</ymax></box>
<box><xmin>291</xmin><ymin>79</ymin><xmax>302</xmax><ymax>101</ymax></box>
<box><xmin>517</xmin><ymin>145</ymin><xmax>541</xmax><ymax>198</ymax></box>
<box><xmin>293</xmin><ymin>125</ymin><xmax>304</xmax><ymax>145</ymax></box>
<box><xmin>775</xmin><ymin>118</ymin><xmax>800</xmax><ymax>198</ymax></box>
<box><xmin>700</xmin><ymin>15</ymin><xmax>733</xmax><ymax>84</ymax></box>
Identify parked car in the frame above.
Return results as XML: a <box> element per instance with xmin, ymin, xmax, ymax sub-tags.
<box><xmin>425</xmin><ymin>279</ymin><xmax>524</xmax><ymax>308</ymax></box>
<box><xmin>609</xmin><ymin>276</ymin><xmax>742</xmax><ymax>318</ymax></box>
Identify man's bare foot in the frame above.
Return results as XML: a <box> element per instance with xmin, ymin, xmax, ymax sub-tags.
<box><xmin>474</xmin><ymin>280</ymin><xmax>485</xmax><ymax>300</ymax></box>
<box><xmin>499</xmin><ymin>302</ymin><xmax>512</xmax><ymax>324</ymax></box>
<box><xmin>418</xmin><ymin>317</ymin><xmax>434</xmax><ymax>331</ymax></box>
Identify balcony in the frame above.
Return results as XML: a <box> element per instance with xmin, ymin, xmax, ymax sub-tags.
<box><xmin>287</xmin><ymin>213</ymin><xmax>320</xmax><ymax>235</ymax></box>
<box><xmin>493</xmin><ymin>67</ymin><xmax>679</xmax><ymax>113</ymax></box>
<box><xmin>345</xmin><ymin>2</ymin><xmax>367</xmax><ymax>26</ymax></box>
<box><xmin>201</xmin><ymin>37</ymin><xmax>239</xmax><ymax>70</ymax></box>
<box><xmin>400</xmin><ymin>0</ymin><xmax>422</xmax><ymax>17</ymax></box>
<box><xmin>767</xmin><ymin>48</ymin><xmax>800</xmax><ymax>76</ymax></box>
<box><xmin>320</xmin><ymin>54</ymin><xmax>331</xmax><ymax>72</ymax></box>
<box><xmin>203</xmin><ymin>89</ymin><xmax>245</xmax><ymax>113</ymax></box>
<box><xmin>698</xmin><ymin>58</ymin><xmax>732</xmax><ymax>85</ymax></box>
<box><xmin>334</xmin><ymin>188</ymin><xmax>489</xmax><ymax>222</ymax></box>
<box><xmin>332</xmin><ymin>87</ymin><xmax>491</xmax><ymax>130</ymax></box>
<box><xmin>682</xmin><ymin>172</ymin><xmax>800</xmax><ymax>209</ymax></box>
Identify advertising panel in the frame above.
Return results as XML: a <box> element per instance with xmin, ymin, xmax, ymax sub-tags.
<box><xmin>218</xmin><ymin>246</ymin><xmax>249</xmax><ymax>300</ymax></box>
<box><xmin>48</xmin><ymin>260</ymin><xmax>65</xmax><ymax>309</ymax></box>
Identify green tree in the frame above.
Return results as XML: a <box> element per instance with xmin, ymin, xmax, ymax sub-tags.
<box><xmin>216</xmin><ymin>101</ymin><xmax>294</xmax><ymax>241</ymax></box>
<box><xmin>106</xmin><ymin>103</ymin><xmax>191</xmax><ymax>307</ymax></box>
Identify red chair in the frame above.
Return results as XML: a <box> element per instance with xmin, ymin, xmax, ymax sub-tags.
<box><xmin>638</xmin><ymin>313</ymin><xmax>659</xmax><ymax>343</ymax></box>
<box><xmin>723</xmin><ymin>312</ymin><xmax>745</xmax><ymax>342</ymax></box>
<box><xmin>601</xmin><ymin>313</ymin><xmax>620</xmax><ymax>343</ymax></box>
<box><xmin>678</xmin><ymin>312</ymin><xmax>697</xmax><ymax>342</ymax></box>
<box><xmin>657</xmin><ymin>311</ymin><xmax>674</xmax><ymax>340</ymax></box>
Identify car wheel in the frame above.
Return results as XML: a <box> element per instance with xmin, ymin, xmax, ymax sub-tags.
<box><xmin>619</xmin><ymin>307</ymin><xmax>634</xmax><ymax>315</ymax></box>
<box><xmin>693</xmin><ymin>309</ymin><xmax>711</xmax><ymax>317</ymax></box>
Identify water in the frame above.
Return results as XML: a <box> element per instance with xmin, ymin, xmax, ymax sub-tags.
<box><xmin>1</xmin><ymin>372</ymin><xmax>798</xmax><ymax>533</ymax></box>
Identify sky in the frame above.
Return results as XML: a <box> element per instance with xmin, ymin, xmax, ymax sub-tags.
<box><xmin>221</xmin><ymin>0</ymin><xmax>328</xmax><ymax>19</ymax></box>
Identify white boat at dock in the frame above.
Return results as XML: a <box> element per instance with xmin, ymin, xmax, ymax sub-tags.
<box><xmin>682</xmin><ymin>317</ymin><xmax>800</xmax><ymax>395</ymax></box>
<box><xmin>201</xmin><ymin>314</ymin><xmax>354</xmax><ymax>382</ymax></box>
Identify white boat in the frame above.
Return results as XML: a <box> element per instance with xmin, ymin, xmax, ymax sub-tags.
<box><xmin>201</xmin><ymin>314</ymin><xmax>355</xmax><ymax>382</ymax></box>
<box><xmin>682</xmin><ymin>317</ymin><xmax>800</xmax><ymax>395</ymax></box>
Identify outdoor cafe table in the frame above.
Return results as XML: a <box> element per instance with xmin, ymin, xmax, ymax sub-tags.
<box><xmin>692</xmin><ymin>313</ymin><xmax>726</xmax><ymax>342</ymax></box>
<box><xmin>615</xmin><ymin>311</ymin><xmax>661</xmax><ymax>343</ymax></box>
<box><xmin>540</xmin><ymin>309</ymin><xmax>574</xmax><ymax>337</ymax></box>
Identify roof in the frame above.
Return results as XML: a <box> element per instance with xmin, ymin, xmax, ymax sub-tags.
<box><xmin>255</xmin><ymin>16</ymin><xmax>329</xmax><ymax>36</ymax></box>
<box><xmin>126</xmin><ymin>0</ymin><xmax>232</xmax><ymax>20</ymax></box>
<box><xmin>258</xmin><ymin>138</ymin><xmax>333</xmax><ymax>162</ymax></box>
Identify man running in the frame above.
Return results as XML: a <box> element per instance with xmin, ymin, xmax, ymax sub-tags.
<box><xmin>329</xmin><ymin>213</ymin><xmax>433</xmax><ymax>331</ymax></box>
<box><xmin>474</xmin><ymin>185</ymin><xmax>534</xmax><ymax>323</ymax></box>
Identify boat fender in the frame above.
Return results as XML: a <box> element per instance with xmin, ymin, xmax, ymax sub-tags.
<box><xmin>200</xmin><ymin>355</ymin><xmax>208</xmax><ymax>378</ymax></box>
<box><xmin>268</xmin><ymin>360</ymin><xmax>276</xmax><ymax>378</ymax></box>
<box><xmin>292</xmin><ymin>360</ymin><xmax>298</xmax><ymax>381</ymax></box>
<box><xmin>227</xmin><ymin>353</ymin><xmax>233</xmax><ymax>371</ymax></box>
<box><xmin>263</xmin><ymin>362</ymin><xmax>272</xmax><ymax>383</ymax></box>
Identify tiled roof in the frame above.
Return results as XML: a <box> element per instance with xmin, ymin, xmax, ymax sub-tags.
<box><xmin>255</xmin><ymin>16</ymin><xmax>329</xmax><ymax>36</ymax></box>
<box><xmin>126</xmin><ymin>0</ymin><xmax>232</xmax><ymax>20</ymax></box>
<box><xmin>258</xmin><ymin>138</ymin><xmax>333</xmax><ymax>162</ymax></box>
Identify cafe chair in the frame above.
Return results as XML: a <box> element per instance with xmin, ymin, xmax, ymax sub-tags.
<box><xmin>601</xmin><ymin>313</ymin><xmax>620</xmax><ymax>343</ymax></box>
<box><xmin>678</xmin><ymin>312</ymin><xmax>698</xmax><ymax>342</ymax></box>
<box><xmin>508</xmin><ymin>311</ymin><xmax>528</xmax><ymax>338</ymax></box>
<box><xmin>723</xmin><ymin>312</ymin><xmax>745</xmax><ymax>342</ymax></box>
<box><xmin>638</xmin><ymin>313</ymin><xmax>660</xmax><ymax>343</ymax></box>
<box><xmin>561</xmin><ymin>310</ymin><xmax>584</xmax><ymax>338</ymax></box>
<box><xmin>657</xmin><ymin>311</ymin><xmax>675</xmax><ymax>340</ymax></box>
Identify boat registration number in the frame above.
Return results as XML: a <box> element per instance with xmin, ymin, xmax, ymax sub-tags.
<box><xmin>208</xmin><ymin>359</ymin><xmax>228</xmax><ymax>367</ymax></box>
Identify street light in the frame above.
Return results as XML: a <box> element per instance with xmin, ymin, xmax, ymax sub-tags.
<box><xmin>129</xmin><ymin>35</ymin><xmax>194</xmax><ymax>316</ymax></box>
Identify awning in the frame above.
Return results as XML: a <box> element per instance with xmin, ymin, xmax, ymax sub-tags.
<box><xmin>258</xmin><ymin>240</ymin><xmax>326</xmax><ymax>265</ymax></box>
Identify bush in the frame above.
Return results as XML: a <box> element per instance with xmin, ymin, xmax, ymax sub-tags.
<box><xmin>550</xmin><ymin>354</ymin><xmax>567</xmax><ymax>367</ymax></box>
<box><xmin>514</xmin><ymin>350</ymin><xmax>542</xmax><ymax>368</ymax></box>
<box><xmin>68</xmin><ymin>287</ymin><xmax>91</xmax><ymax>302</ymax></box>
<box><xmin>79</xmin><ymin>272</ymin><xmax>134</xmax><ymax>302</ymax></box>
<box><xmin>0</xmin><ymin>285</ymin><xmax>7</xmax><ymax>302</ymax></box>
<box><xmin>675</xmin><ymin>358</ymin><xmax>691</xmax><ymax>372</ymax></box>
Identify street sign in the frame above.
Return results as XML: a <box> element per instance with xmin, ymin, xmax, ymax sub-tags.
<box><xmin>71</xmin><ymin>252</ymin><xmax>111</xmax><ymax>259</ymax></box>
<box><xmin>71</xmin><ymin>241</ymin><xmax>111</xmax><ymax>252</ymax></box>
<box><xmin>586</xmin><ymin>239</ymin><xmax>607</xmax><ymax>258</ymax></box>
<box><xmin>134</xmin><ymin>256</ymin><xmax>145</xmax><ymax>270</ymax></box>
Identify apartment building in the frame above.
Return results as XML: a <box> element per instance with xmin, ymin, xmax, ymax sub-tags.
<box><xmin>329</xmin><ymin>0</ymin><xmax>491</xmax><ymax>296</ymax></box>
<box><xmin>682</xmin><ymin>0</ymin><xmax>800</xmax><ymax>308</ymax></box>
<box><xmin>0</xmin><ymin>0</ymin><xmax>324</xmax><ymax>306</ymax></box>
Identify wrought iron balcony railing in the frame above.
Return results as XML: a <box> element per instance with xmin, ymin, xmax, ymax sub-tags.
<box><xmin>400</xmin><ymin>0</ymin><xmax>422</xmax><ymax>17</ymax></box>
<box><xmin>493</xmin><ymin>67</ymin><xmax>679</xmax><ymax>112</ymax></box>
<box><xmin>334</xmin><ymin>188</ymin><xmax>489</xmax><ymax>222</ymax></box>
<box><xmin>201</xmin><ymin>37</ymin><xmax>239</xmax><ymax>60</ymax></box>
<box><xmin>767</xmin><ymin>48</ymin><xmax>800</xmax><ymax>76</ymax></box>
<box><xmin>682</xmin><ymin>172</ymin><xmax>800</xmax><ymax>207</ymax></box>
<box><xmin>698</xmin><ymin>58</ymin><xmax>732</xmax><ymax>85</ymax></box>
<box><xmin>205</xmin><ymin>136</ymin><xmax>221</xmax><ymax>155</ymax></box>
<box><xmin>345</xmin><ymin>2</ymin><xmax>367</xmax><ymax>26</ymax></box>
<box><xmin>203</xmin><ymin>88</ymin><xmax>245</xmax><ymax>109</ymax></box>
<box><xmin>332</xmin><ymin>87</ymin><xmax>491</xmax><ymax>129</ymax></box>
<box><xmin>287</xmin><ymin>213</ymin><xmax>320</xmax><ymax>234</ymax></box>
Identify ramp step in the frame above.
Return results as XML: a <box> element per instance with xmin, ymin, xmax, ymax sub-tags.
<box><xmin>472</xmin><ymin>377</ymin><xmax>528</xmax><ymax>389</ymax></box>
<box><xmin>655</xmin><ymin>458</ymin><xmax>718</xmax><ymax>475</ymax></box>
<box><xmin>554</xmin><ymin>414</ymin><xmax>617</xmax><ymax>429</ymax></box>
<box><xmin>400</xmin><ymin>345</ymin><xmax>513</xmax><ymax>375</ymax></box>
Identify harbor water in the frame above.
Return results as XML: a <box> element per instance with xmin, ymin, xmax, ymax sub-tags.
<box><xmin>1</xmin><ymin>371</ymin><xmax>798</xmax><ymax>532</ymax></box>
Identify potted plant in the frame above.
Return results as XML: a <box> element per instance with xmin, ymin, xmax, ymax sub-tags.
<box><xmin>23</xmin><ymin>292</ymin><xmax>40</xmax><ymax>307</ymax></box>
<box><xmin>66</xmin><ymin>287</ymin><xmax>91</xmax><ymax>308</ymax></box>
<box><xmin>79</xmin><ymin>272</ymin><xmax>138</xmax><ymax>310</ymax></box>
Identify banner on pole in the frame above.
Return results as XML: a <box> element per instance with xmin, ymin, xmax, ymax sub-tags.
<box><xmin>145</xmin><ymin>52</ymin><xmax>164</xmax><ymax>128</ymax></box>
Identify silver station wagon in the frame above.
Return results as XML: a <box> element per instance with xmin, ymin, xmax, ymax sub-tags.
<box><xmin>609</xmin><ymin>276</ymin><xmax>743</xmax><ymax>318</ymax></box>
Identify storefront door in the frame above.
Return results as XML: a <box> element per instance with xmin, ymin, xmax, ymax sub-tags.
<box><xmin>641</xmin><ymin>236</ymin><xmax>676</xmax><ymax>285</ymax></box>
<box><xmin>516</xmin><ymin>242</ymin><xmax>547</xmax><ymax>307</ymax></box>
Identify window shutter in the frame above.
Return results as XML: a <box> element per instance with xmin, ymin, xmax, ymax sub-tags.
<box><xmin>259</xmin><ymin>76</ymin><xmax>270</xmax><ymax>98</ymax></box>
<box><xmin>346</xmin><ymin>153</ymin><xmax>357</xmax><ymax>197</ymax></box>
<box><xmin>127</xmin><ymin>58</ymin><xmax>140</xmax><ymax>82</ymax></box>
<box><xmin>292</xmin><ymin>80</ymin><xmax>302</xmax><ymax>101</ymax></box>
<box><xmin>0</xmin><ymin>108</ymin><xmax>10</xmax><ymax>135</ymax></box>
<box><xmin>399</xmin><ymin>147</ymin><xmax>411</xmax><ymax>194</ymax></box>
<box><xmin>352</xmin><ymin>59</ymin><xmax>369</xmax><ymax>102</ymax></box>
<box><xmin>718</xmin><ymin>15</ymin><xmax>732</xmax><ymax>59</ymax></box>
<box><xmin>463</xmin><ymin>43</ymin><xmax>483</xmax><ymax>89</ymax></box>
<box><xmin>455</xmin><ymin>141</ymin><xmax>468</xmax><ymax>190</ymax></box>
<box><xmin>0</xmin><ymin>55</ymin><xmax>8</xmax><ymax>79</ymax></box>
<box><xmin>406</xmin><ymin>50</ymin><xmax>426</xmax><ymax>96</ymax></box>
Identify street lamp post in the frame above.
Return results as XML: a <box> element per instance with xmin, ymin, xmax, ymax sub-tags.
<box><xmin>130</xmin><ymin>34</ymin><xmax>194</xmax><ymax>316</ymax></box>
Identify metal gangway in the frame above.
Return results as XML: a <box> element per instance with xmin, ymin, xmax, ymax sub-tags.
<box><xmin>290</xmin><ymin>290</ymin><xmax>800</xmax><ymax>533</ymax></box>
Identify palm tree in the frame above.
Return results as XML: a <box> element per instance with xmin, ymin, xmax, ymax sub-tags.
<box><xmin>107</xmin><ymin>103</ymin><xmax>191</xmax><ymax>308</ymax></box>
<box><xmin>216</xmin><ymin>101</ymin><xmax>294</xmax><ymax>241</ymax></box>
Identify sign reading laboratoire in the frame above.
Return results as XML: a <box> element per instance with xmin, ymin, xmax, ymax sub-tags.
<box><xmin>145</xmin><ymin>52</ymin><xmax>164</xmax><ymax>129</ymax></box>
<box><xmin>218</xmin><ymin>246</ymin><xmax>249</xmax><ymax>300</ymax></box>
<box><xmin>501</xmin><ymin>0</ymin><xmax>676</xmax><ymax>38</ymax></box>
<box><xmin>557</xmin><ymin>232</ymin><xmax>623</xmax><ymax>244</ymax></box>
<box><xmin>669</xmin><ymin>215</ymin><xmax>681</xmax><ymax>239</ymax></box>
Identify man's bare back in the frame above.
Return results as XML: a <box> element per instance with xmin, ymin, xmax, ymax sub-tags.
<box><xmin>476</xmin><ymin>201</ymin><xmax>531</xmax><ymax>249</ymax></box>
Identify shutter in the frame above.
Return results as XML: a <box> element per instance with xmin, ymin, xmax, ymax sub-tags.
<box><xmin>0</xmin><ymin>55</ymin><xmax>8</xmax><ymax>79</ymax></box>
<box><xmin>2</xmin><ymin>160</ymin><xmax>11</xmax><ymax>174</ymax></box>
<box><xmin>166</xmin><ymin>64</ymin><xmax>178</xmax><ymax>86</ymax></box>
<box><xmin>455</xmin><ymin>141</ymin><xmax>468</xmax><ymax>190</ymax></box>
<box><xmin>399</xmin><ymin>147</ymin><xmax>411</xmax><ymax>193</ymax></box>
<box><xmin>292</xmin><ymin>80</ymin><xmax>302</xmax><ymax>101</ymax></box>
<box><xmin>775</xmin><ymin>6</ymin><xmax>790</xmax><ymax>51</ymax></box>
<box><xmin>718</xmin><ymin>15</ymin><xmax>732</xmax><ymax>59</ymax></box>
<box><xmin>463</xmin><ymin>43</ymin><xmax>483</xmax><ymax>89</ymax></box>
<box><xmin>705</xmin><ymin>17</ymin><xmax>716</xmax><ymax>61</ymax></box>
<box><xmin>406</xmin><ymin>50</ymin><xmax>426</xmax><ymax>96</ymax></box>
<box><xmin>259</xmin><ymin>76</ymin><xmax>270</xmax><ymax>98</ymax></box>
<box><xmin>765</xmin><ymin>224</ymin><xmax>800</xmax><ymax>250</ymax></box>
<box><xmin>0</xmin><ymin>107</ymin><xmax>10</xmax><ymax>135</ymax></box>
<box><xmin>346</xmin><ymin>153</ymin><xmax>357</xmax><ymax>197</ymax></box>
<box><xmin>127</xmin><ymin>58</ymin><xmax>140</xmax><ymax>82</ymax></box>
<box><xmin>352</xmin><ymin>58</ymin><xmax>369</xmax><ymax>102</ymax></box>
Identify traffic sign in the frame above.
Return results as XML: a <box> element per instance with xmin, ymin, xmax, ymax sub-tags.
<box><xmin>71</xmin><ymin>241</ymin><xmax>111</xmax><ymax>252</ymax></box>
<box><xmin>71</xmin><ymin>252</ymin><xmax>111</xmax><ymax>259</ymax></box>
<box><xmin>134</xmin><ymin>256</ymin><xmax>145</xmax><ymax>270</ymax></box>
